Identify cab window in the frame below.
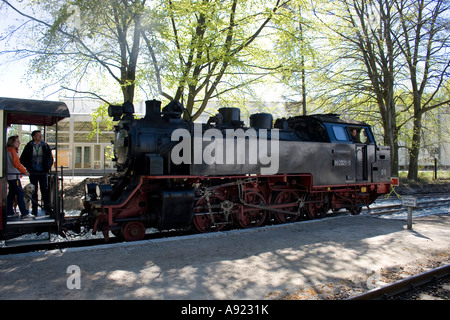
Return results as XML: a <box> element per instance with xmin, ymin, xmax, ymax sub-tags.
<box><xmin>349</xmin><ymin>127</ymin><xmax>373</xmax><ymax>144</ymax></box>
<box><xmin>332</xmin><ymin>126</ymin><xmax>349</xmax><ymax>141</ymax></box>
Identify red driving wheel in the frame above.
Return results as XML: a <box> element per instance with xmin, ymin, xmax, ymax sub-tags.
<box><xmin>274</xmin><ymin>191</ymin><xmax>300</xmax><ymax>223</ymax></box>
<box><xmin>237</xmin><ymin>191</ymin><xmax>267</xmax><ymax>228</ymax></box>
<box><xmin>193</xmin><ymin>197</ymin><xmax>227</xmax><ymax>233</ymax></box>
<box><xmin>122</xmin><ymin>221</ymin><xmax>146</xmax><ymax>242</ymax></box>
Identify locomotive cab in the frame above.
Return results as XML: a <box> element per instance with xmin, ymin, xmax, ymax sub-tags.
<box><xmin>319</xmin><ymin>115</ymin><xmax>390</xmax><ymax>184</ymax></box>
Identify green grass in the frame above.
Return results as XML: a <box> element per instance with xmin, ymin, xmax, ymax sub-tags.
<box><xmin>398</xmin><ymin>170</ymin><xmax>450</xmax><ymax>185</ymax></box>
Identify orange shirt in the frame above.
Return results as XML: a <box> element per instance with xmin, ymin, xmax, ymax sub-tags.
<box><xmin>7</xmin><ymin>147</ymin><xmax>27</xmax><ymax>179</ymax></box>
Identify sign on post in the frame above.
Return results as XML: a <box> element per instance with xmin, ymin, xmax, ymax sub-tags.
<box><xmin>402</xmin><ymin>196</ymin><xmax>417</xmax><ymax>230</ymax></box>
<box><xmin>402</xmin><ymin>196</ymin><xmax>417</xmax><ymax>208</ymax></box>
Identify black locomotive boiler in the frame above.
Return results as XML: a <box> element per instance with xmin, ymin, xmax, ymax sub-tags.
<box><xmin>82</xmin><ymin>100</ymin><xmax>392</xmax><ymax>241</ymax></box>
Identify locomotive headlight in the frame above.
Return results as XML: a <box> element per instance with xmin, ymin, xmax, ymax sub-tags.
<box><xmin>85</xmin><ymin>183</ymin><xmax>95</xmax><ymax>195</ymax></box>
<box><xmin>96</xmin><ymin>184</ymin><xmax>113</xmax><ymax>202</ymax></box>
<box><xmin>96</xmin><ymin>184</ymin><xmax>102</xmax><ymax>199</ymax></box>
<box><xmin>85</xmin><ymin>183</ymin><xmax>98</xmax><ymax>201</ymax></box>
<box><xmin>108</xmin><ymin>105</ymin><xmax>123</xmax><ymax>121</ymax></box>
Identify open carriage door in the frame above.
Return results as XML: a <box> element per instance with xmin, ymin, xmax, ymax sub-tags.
<box><xmin>355</xmin><ymin>144</ymin><xmax>368</xmax><ymax>181</ymax></box>
<box><xmin>354</xmin><ymin>127</ymin><xmax>376</xmax><ymax>183</ymax></box>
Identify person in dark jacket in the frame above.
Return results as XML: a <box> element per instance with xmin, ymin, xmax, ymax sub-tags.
<box><xmin>20</xmin><ymin>130</ymin><xmax>54</xmax><ymax>216</ymax></box>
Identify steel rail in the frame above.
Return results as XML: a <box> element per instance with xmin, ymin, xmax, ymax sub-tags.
<box><xmin>348</xmin><ymin>264</ymin><xmax>450</xmax><ymax>300</ymax></box>
<box><xmin>366</xmin><ymin>198</ymin><xmax>450</xmax><ymax>216</ymax></box>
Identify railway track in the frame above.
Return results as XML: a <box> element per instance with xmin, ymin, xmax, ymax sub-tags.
<box><xmin>0</xmin><ymin>228</ymin><xmax>188</xmax><ymax>255</ymax></box>
<box><xmin>348</xmin><ymin>264</ymin><xmax>450</xmax><ymax>300</ymax></box>
<box><xmin>1</xmin><ymin>194</ymin><xmax>449</xmax><ymax>255</ymax></box>
<box><xmin>366</xmin><ymin>197</ymin><xmax>450</xmax><ymax>216</ymax></box>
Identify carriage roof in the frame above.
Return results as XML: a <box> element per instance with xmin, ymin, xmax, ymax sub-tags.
<box><xmin>0</xmin><ymin>97</ymin><xmax>70</xmax><ymax>126</ymax></box>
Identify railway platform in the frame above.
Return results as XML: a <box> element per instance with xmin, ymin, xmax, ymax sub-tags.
<box><xmin>0</xmin><ymin>213</ymin><xmax>449</xmax><ymax>300</ymax></box>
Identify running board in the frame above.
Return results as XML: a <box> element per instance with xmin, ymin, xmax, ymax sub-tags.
<box><xmin>4</xmin><ymin>236</ymin><xmax>51</xmax><ymax>247</ymax></box>
<box><xmin>4</xmin><ymin>217</ymin><xmax>55</xmax><ymax>247</ymax></box>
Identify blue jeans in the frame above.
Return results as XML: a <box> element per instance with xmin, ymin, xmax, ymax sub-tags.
<box><xmin>7</xmin><ymin>179</ymin><xmax>28</xmax><ymax>216</ymax></box>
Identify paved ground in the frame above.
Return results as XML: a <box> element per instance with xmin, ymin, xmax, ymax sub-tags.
<box><xmin>0</xmin><ymin>213</ymin><xmax>449</xmax><ymax>300</ymax></box>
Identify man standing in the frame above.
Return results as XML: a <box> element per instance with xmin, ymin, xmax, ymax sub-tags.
<box><xmin>20</xmin><ymin>130</ymin><xmax>54</xmax><ymax>216</ymax></box>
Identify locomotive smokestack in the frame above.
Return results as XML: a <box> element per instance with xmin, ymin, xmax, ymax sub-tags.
<box><xmin>145</xmin><ymin>99</ymin><xmax>161</xmax><ymax>119</ymax></box>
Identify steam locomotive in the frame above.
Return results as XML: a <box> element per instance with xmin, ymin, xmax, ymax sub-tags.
<box><xmin>81</xmin><ymin>100</ymin><xmax>392</xmax><ymax>241</ymax></box>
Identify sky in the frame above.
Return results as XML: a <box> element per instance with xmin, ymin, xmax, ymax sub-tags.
<box><xmin>0</xmin><ymin>0</ymin><xmax>102</xmax><ymax>101</ymax></box>
<box><xmin>0</xmin><ymin>58</ymin><xmax>40</xmax><ymax>99</ymax></box>
<box><xmin>0</xmin><ymin>1</ymin><xmax>52</xmax><ymax>100</ymax></box>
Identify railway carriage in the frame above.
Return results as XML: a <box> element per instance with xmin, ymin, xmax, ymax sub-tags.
<box><xmin>0</xmin><ymin>98</ymin><xmax>70</xmax><ymax>245</ymax></box>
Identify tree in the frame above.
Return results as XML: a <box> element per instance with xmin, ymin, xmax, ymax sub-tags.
<box><xmin>141</xmin><ymin>0</ymin><xmax>291</xmax><ymax>120</ymax></box>
<box><xmin>272</xmin><ymin>2</ymin><xmax>317</xmax><ymax>116</ymax></box>
<box><xmin>2</xmin><ymin>0</ymin><xmax>294</xmax><ymax>119</ymax></box>
<box><xmin>392</xmin><ymin>0</ymin><xmax>450</xmax><ymax>180</ymax></box>
<box><xmin>313</xmin><ymin>0</ymin><xmax>401</xmax><ymax>176</ymax></box>
<box><xmin>1</xmin><ymin>0</ymin><xmax>147</xmax><ymax>103</ymax></box>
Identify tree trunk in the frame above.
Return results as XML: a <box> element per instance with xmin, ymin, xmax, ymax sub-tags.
<box><xmin>382</xmin><ymin>102</ymin><xmax>399</xmax><ymax>178</ymax></box>
<box><xmin>122</xmin><ymin>82</ymin><xmax>135</xmax><ymax>104</ymax></box>
<box><xmin>407</xmin><ymin>110</ymin><xmax>422</xmax><ymax>180</ymax></box>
